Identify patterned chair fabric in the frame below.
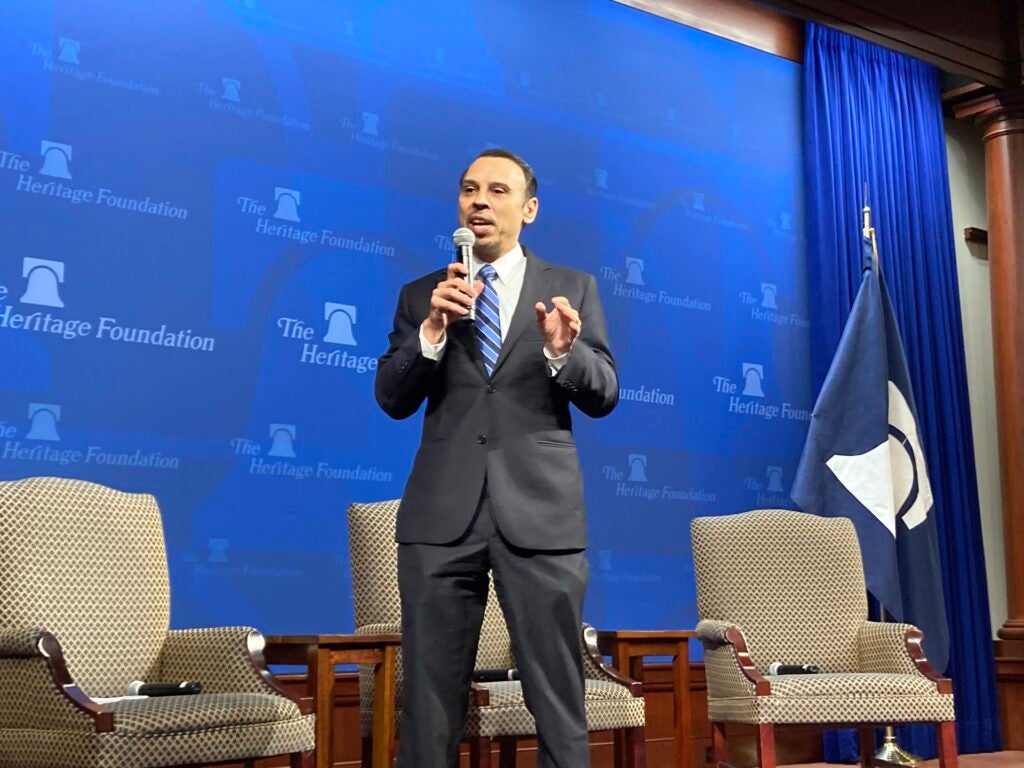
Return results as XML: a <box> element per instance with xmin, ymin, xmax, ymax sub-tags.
<box><xmin>0</xmin><ymin>477</ymin><xmax>314</xmax><ymax>768</ymax></box>
<box><xmin>690</xmin><ymin>509</ymin><xmax>955</xmax><ymax>726</ymax></box>
<box><xmin>347</xmin><ymin>500</ymin><xmax>645</xmax><ymax>739</ymax></box>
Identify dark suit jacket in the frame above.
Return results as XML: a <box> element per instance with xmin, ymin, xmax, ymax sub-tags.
<box><xmin>375</xmin><ymin>247</ymin><xmax>618</xmax><ymax>550</ymax></box>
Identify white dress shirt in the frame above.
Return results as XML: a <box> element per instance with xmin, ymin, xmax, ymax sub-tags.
<box><xmin>419</xmin><ymin>243</ymin><xmax>567</xmax><ymax>374</ymax></box>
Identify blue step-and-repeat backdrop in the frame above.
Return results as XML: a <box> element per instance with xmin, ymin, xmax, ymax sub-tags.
<box><xmin>0</xmin><ymin>0</ymin><xmax>809</xmax><ymax>636</ymax></box>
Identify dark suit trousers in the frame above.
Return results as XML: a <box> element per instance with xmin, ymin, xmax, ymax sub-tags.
<box><xmin>396</xmin><ymin>492</ymin><xmax>591</xmax><ymax>768</ymax></box>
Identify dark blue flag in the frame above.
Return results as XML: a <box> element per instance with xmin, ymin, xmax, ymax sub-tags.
<box><xmin>792</xmin><ymin>244</ymin><xmax>950</xmax><ymax>673</ymax></box>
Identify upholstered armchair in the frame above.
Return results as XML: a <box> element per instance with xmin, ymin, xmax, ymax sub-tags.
<box><xmin>690</xmin><ymin>509</ymin><xmax>957</xmax><ymax>768</ymax></box>
<box><xmin>0</xmin><ymin>476</ymin><xmax>315</xmax><ymax>768</ymax></box>
<box><xmin>347</xmin><ymin>499</ymin><xmax>647</xmax><ymax>768</ymax></box>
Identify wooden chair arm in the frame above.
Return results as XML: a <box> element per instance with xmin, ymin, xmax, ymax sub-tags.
<box><xmin>247</xmin><ymin>631</ymin><xmax>314</xmax><ymax>715</ymax></box>
<box><xmin>723</xmin><ymin>626</ymin><xmax>771</xmax><ymax>695</ymax></box>
<box><xmin>582</xmin><ymin>625</ymin><xmax>643</xmax><ymax>697</ymax></box>
<box><xmin>36</xmin><ymin>630</ymin><xmax>114</xmax><ymax>732</ymax></box>
<box><xmin>904</xmin><ymin>627</ymin><xmax>953</xmax><ymax>694</ymax></box>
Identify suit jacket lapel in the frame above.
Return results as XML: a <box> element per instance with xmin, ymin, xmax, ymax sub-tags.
<box><xmin>492</xmin><ymin>248</ymin><xmax>549</xmax><ymax>376</ymax></box>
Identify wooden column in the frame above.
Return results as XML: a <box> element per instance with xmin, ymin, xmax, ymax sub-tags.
<box><xmin>955</xmin><ymin>89</ymin><xmax>1024</xmax><ymax>646</ymax></box>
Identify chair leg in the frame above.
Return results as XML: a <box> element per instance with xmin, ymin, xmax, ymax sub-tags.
<box><xmin>756</xmin><ymin>723</ymin><xmax>776</xmax><ymax>768</ymax></box>
<box><xmin>626</xmin><ymin>725</ymin><xmax>646</xmax><ymax>768</ymax></box>
<box><xmin>290</xmin><ymin>750</ymin><xmax>314</xmax><ymax>768</ymax></box>
<box><xmin>498</xmin><ymin>738</ymin><xmax>517</xmax><ymax>768</ymax></box>
<box><xmin>859</xmin><ymin>726</ymin><xmax>876</xmax><ymax>766</ymax></box>
<box><xmin>613</xmin><ymin>728</ymin><xmax>626</xmax><ymax>768</ymax></box>
<box><xmin>360</xmin><ymin>735</ymin><xmax>373</xmax><ymax>768</ymax></box>
<box><xmin>711</xmin><ymin>720</ymin><xmax>728</xmax><ymax>767</ymax></box>
<box><xmin>937</xmin><ymin>721</ymin><xmax>959</xmax><ymax>768</ymax></box>
<box><xmin>469</xmin><ymin>735</ymin><xmax>492</xmax><ymax>768</ymax></box>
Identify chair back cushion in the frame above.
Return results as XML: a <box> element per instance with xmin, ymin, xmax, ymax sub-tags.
<box><xmin>0</xmin><ymin>477</ymin><xmax>169</xmax><ymax>697</ymax></box>
<box><xmin>347</xmin><ymin>500</ymin><xmax>512</xmax><ymax>668</ymax></box>
<box><xmin>690</xmin><ymin>510</ymin><xmax>867</xmax><ymax>672</ymax></box>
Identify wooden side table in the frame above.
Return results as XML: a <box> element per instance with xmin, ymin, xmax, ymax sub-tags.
<box><xmin>598</xmin><ymin>630</ymin><xmax>697</xmax><ymax>768</ymax></box>
<box><xmin>265</xmin><ymin>634</ymin><xmax>401</xmax><ymax>768</ymax></box>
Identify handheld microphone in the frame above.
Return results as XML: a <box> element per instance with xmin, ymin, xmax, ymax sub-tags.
<box><xmin>472</xmin><ymin>668</ymin><xmax>520</xmax><ymax>683</ymax></box>
<box><xmin>126</xmin><ymin>680</ymin><xmax>204</xmax><ymax>696</ymax></box>
<box><xmin>452</xmin><ymin>227</ymin><xmax>476</xmax><ymax>321</ymax></box>
<box><xmin>767</xmin><ymin>662</ymin><xmax>820</xmax><ymax>675</ymax></box>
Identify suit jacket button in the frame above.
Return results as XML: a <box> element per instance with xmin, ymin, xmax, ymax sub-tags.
<box><xmin>486</xmin><ymin>385</ymin><xmax>496</xmax><ymax>393</ymax></box>
<box><xmin>477</xmin><ymin>435</ymin><xmax>487</xmax><ymax>445</ymax></box>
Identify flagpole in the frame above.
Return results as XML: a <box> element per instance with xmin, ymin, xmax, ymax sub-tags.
<box><xmin>874</xmin><ymin>606</ymin><xmax>923</xmax><ymax>767</ymax></box>
<box><xmin>862</xmin><ymin>192</ymin><xmax>879</xmax><ymax>271</ymax></box>
<box><xmin>862</xmin><ymin>193</ymin><xmax>922</xmax><ymax>767</ymax></box>
<box><xmin>864</xmin><ymin>195</ymin><xmax>920</xmax><ymax>766</ymax></box>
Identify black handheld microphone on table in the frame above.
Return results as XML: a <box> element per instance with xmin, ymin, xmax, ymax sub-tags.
<box><xmin>452</xmin><ymin>227</ymin><xmax>476</xmax><ymax>321</ymax></box>
<box><xmin>127</xmin><ymin>680</ymin><xmax>204</xmax><ymax>696</ymax></box>
<box><xmin>472</xmin><ymin>668</ymin><xmax>520</xmax><ymax>683</ymax></box>
<box><xmin>767</xmin><ymin>662</ymin><xmax>820</xmax><ymax>675</ymax></box>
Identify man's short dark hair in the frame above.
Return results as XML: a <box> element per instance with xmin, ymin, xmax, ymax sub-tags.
<box><xmin>460</xmin><ymin>148</ymin><xmax>538</xmax><ymax>200</ymax></box>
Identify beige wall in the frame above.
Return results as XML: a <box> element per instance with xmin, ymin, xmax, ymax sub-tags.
<box><xmin>944</xmin><ymin>117</ymin><xmax>1006</xmax><ymax>637</ymax></box>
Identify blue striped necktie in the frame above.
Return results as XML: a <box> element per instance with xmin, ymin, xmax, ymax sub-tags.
<box><xmin>474</xmin><ymin>264</ymin><xmax>502</xmax><ymax>377</ymax></box>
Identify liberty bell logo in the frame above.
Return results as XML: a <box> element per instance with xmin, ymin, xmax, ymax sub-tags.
<box><xmin>625</xmin><ymin>257</ymin><xmax>645</xmax><ymax>286</ymax></box>
<box><xmin>21</xmin><ymin>258</ymin><xmax>65</xmax><ymax>308</ymax></box>
<box><xmin>207</xmin><ymin>538</ymin><xmax>229</xmax><ymax>563</ymax></box>
<box><xmin>273</xmin><ymin>187</ymin><xmax>301</xmax><ymax>222</ymax></box>
<box><xmin>760</xmin><ymin>283</ymin><xmax>778</xmax><ymax>309</ymax></box>
<box><xmin>221</xmin><ymin>78</ymin><xmax>241</xmax><ymax>102</ymax></box>
<box><xmin>361</xmin><ymin>112</ymin><xmax>380</xmax><ymax>135</ymax></box>
<box><xmin>268</xmin><ymin>423</ymin><xmax>296</xmax><ymax>458</ymax></box>
<box><xmin>40</xmin><ymin>141</ymin><xmax>72</xmax><ymax>179</ymax></box>
<box><xmin>741</xmin><ymin>363</ymin><xmax>765</xmax><ymax>398</ymax></box>
<box><xmin>767</xmin><ymin>466</ymin><xmax>784</xmax><ymax>493</ymax></box>
<box><xmin>323</xmin><ymin>303</ymin><xmax>357</xmax><ymax>346</ymax></box>
<box><xmin>57</xmin><ymin>38</ymin><xmax>80</xmax><ymax>64</ymax></box>
<box><xmin>627</xmin><ymin>454</ymin><xmax>648</xmax><ymax>483</ymax></box>
<box><xmin>27</xmin><ymin>403</ymin><xmax>61</xmax><ymax>441</ymax></box>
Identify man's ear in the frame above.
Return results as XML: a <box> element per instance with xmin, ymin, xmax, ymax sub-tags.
<box><xmin>522</xmin><ymin>196</ymin><xmax>539</xmax><ymax>225</ymax></box>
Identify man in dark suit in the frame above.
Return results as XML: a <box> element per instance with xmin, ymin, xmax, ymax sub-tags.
<box><xmin>375</xmin><ymin>148</ymin><xmax>618</xmax><ymax>768</ymax></box>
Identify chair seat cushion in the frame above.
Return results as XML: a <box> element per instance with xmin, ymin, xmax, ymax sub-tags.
<box><xmin>464</xmin><ymin>679</ymin><xmax>646</xmax><ymax>737</ymax></box>
<box><xmin>106</xmin><ymin>692</ymin><xmax>303</xmax><ymax>735</ymax></box>
<box><xmin>708</xmin><ymin>672</ymin><xmax>955</xmax><ymax>725</ymax></box>
<box><xmin>766</xmin><ymin>672</ymin><xmax>937</xmax><ymax>698</ymax></box>
<box><xmin>481</xmin><ymin>678</ymin><xmax>635</xmax><ymax>706</ymax></box>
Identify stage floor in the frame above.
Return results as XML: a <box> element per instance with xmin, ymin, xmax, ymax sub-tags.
<box><xmin>793</xmin><ymin>753</ymin><xmax>1024</xmax><ymax>767</ymax></box>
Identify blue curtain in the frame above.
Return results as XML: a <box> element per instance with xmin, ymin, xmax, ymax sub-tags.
<box><xmin>803</xmin><ymin>23</ymin><xmax>1002</xmax><ymax>759</ymax></box>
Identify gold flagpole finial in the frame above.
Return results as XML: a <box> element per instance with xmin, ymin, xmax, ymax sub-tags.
<box><xmin>862</xmin><ymin>186</ymin><xmax>879</xmax><ymax>271</ymax></box>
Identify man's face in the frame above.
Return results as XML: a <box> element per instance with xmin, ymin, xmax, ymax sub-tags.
<box><xmin>458</xmin><ymin>156</ymin><xmax>538</xmax><ymax>261</ymax></box>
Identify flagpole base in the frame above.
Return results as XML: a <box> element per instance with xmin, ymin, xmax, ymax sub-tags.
<box><xmin>874</xmin><ymin>733</ymin><xmax>922</xmax><ymax>766</ymax></box>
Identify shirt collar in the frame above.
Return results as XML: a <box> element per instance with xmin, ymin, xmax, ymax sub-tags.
<box><xmin>475</xmin><ymin>243</ymin><xmax>525</xmax><ymax>285</ymax></box>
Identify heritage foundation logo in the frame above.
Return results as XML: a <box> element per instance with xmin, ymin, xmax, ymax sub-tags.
<box><xmin>601</xmin><ymin>259</ymin><xmax>711</xmax><ymax>311</ymax></box>
<box><xmin>737</xmin><ymin>282</ymin><xmax>809</xmax><ymax>328</ymax></box>
<box><xmin>0</xmin><ymin>403</ymin><xmax>180</xmax><ymax>469</ymax></box>
<box><xmin>339</xmin><ymin>112</ymin><xmax>439</xmax><ymax>160</ymax></box>
<box><xmin>579</xmin><ymin>167</ymin><xmax>652</xmax><ymax>210</ymax></box>
<box><xmin>274</xmin><ymin>301</ymin><xmax>375</xmax><ymax>373</ymax></box>
<box><xmin>196</xmin><ymin>77</ymin><xmax>310</xmax><ymax>130</ymax></box>
<box><xmin>0</xmin><ymin>141</ymin><xmax>189</xmax><ymax>220</ymax></box>
<box><xmin>602</xmin><ymin>454</ymin><xmax>716</xmax><ymax>503</ymax></box>
<box><xmin>236</xmin><ymin>188</ymin><xmax>395</xmax><ymax>256</ymax></box>
<box><xmin>743</xmin><ymin>465</ymin><xmax>791</xmax><ymax>507</ymax></box>
<box><xmin>231</xmin><ymin>426</ymin><xmax>392</xmax><ymax>482</ymax></box>
<box><xmin>27</xmin><ymin>36</ymin><xmax>160</xmax><ymax>95</ymax></box>
<box><xmin>0</xmin><ymin>258</ymin><xmax>217</xmax><ymax>353</ymax></box>
<box><xmin>713</xmin><ymin>363</ymin><xmax>810</xmax><ymax>422</ymax></box>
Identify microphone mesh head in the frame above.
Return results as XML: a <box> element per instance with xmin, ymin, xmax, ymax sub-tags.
<box><xmin>452</xmin><ymin>227</ymin><xmax>475</xmax><ymax>247</ymax></box>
